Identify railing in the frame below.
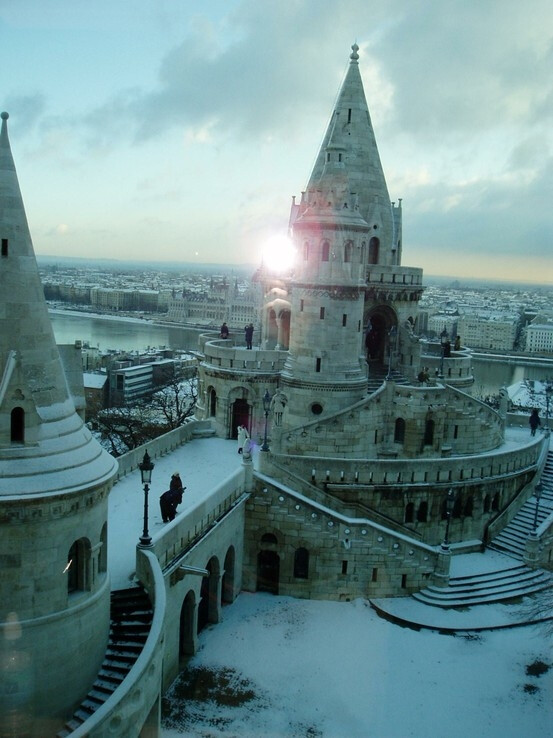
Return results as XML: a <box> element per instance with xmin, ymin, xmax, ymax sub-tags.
<box><xmin>365</xmin><ymin>265</ymin><xmax>424</xmax><ymax>286</ymax></box>
<box><xmin>198</xmin><ymin>334</ymin><xmax>287</xmax><ymax>373</ymax></box>
<box><xmin>273</xmin><ymin>432</ymin><xmax>544</xmax><ymax>489</ymax></box>
<box><xmin>149</xmin><ymin>466</ymin><xmax>247</xmax><ymax>571</ymax></box>
<box><xmin>68</xmin><ymin>549</ymin><xmax>166</xmax><ymax>737</ymax></box>
<box><xmin>114</xmin><ymin>419</ymin><xmax>213</xmax><ymax>479</ymax></box>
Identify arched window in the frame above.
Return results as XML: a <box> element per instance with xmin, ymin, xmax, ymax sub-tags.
<box><xmin>293</xmin><ymin>547</ymin><xmax>309</xmax><ymax>579</ymax></box>
<box><xmin>303</xmin><ymin>241</ymin><xmax>310</xmax><ymax>261</ymax></box>
<box><xmin>67</xmin><ymin>538</ymin><xmax>91</xmax><ymax>594</ymax></box>
<box><xmin>491</xmin><ymin>492</ymin><xmax>500</xmax><ymax>511</ymax></box>
<box><xmin>344</xmin><ymin>241</ymin><xmax>353</xmax><ymax>263</ymax></box>
<box><xmin>464</xmin><ymin>496</ymin><xmax>474</xmax><ymax>517</ymax></box>
<box><xmin>394</xmin><ymin>418</ymin><xmax>405</xmax><ymax>444</ymax></box>
<box><xmin>417</xmin><ymin>501</ymin><xmax>428</xmax><ymax>522</ymax></box>
<box><xmin>321</xmin><ymin>241</ymin><xmax>330</xmax><ymax>262</ymax></box>
<box><xmin>261</xmin><ymin>533</ymin><xmax>278</xmax><ymax>545</ymax></box>
<box><xmin>209</xmin><ymin>388</ymin><xmax>217</xmax><ymax>417</ymax></box>
<box><xmin>423</xmin><ymin>419</ymin><xmax>434</xmax><ymax>446</ymax></box>
<box><xmin>368</xmin><ymin>237</ymin><xmax>379</xmax><ymax>264</ymax></box>
<box><xmin>404</xmin><ymin>502</ymin><xmax>414</xmax><ymax>523</ymax></box>
<box><xmin>483</xmin><ymin>495</ymin><xmax>491</xmax><ymax>513</ymax></box>
<box><xmin>452</xmin><ymin>496</ymin><xmax>463</xmax><ymax>519</ymax></box>
<box><xmin>10</xmin><ymin>407</ymin><xmax>24</xmax><ymax>443</ymax></box>
<box><xmin>98</xmin><ymin>523</ymin><xmax>108</xmax><ymax>573</ymax></box>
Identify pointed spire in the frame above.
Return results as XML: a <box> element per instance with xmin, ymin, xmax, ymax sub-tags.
<box><xmin>304</xmin><ymin>44</ymin><xmax>394</xmax><ymax>253</ymax></box>
<box><xmin>0</xmin><ymin>114</ymin><xmax>117</xmax><ymax>495</ymax></box>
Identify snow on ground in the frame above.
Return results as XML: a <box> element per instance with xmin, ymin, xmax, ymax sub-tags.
<box><xmin>161</xmin><ymin>592</ymin><xmax>553</xmax><ymax>738</ymax></box>
<box><xmin>107</xmin><ymin>430</ymin><xmax>553</xmax><ymax>736</ymax></box>
<box><xmin>108</xmin><ymin>437</ymin><xmax>243</xmax><ymax>588</ymax></box>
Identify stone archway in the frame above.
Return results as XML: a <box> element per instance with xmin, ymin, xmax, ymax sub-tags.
<box><xmin>364</xmin><ymin>306</ymin><xmax>397</xmax><ymax>366</ymax></box>
<box><xmin>197</xmin><ymin>556</ymin><xmax>221</xmax><ymax>633</ymax></box>
<box><xmin>257</xmin><ymin>550</ymin><xmax>280</xmax><ymax>594</ymax></box>
<box><xmin>179</xmin><ymin>589</ymin><xmax>196</xmax><ymax>657</ymax></box>
<box><xmin>222</xmin><ymin>546</ymin><xmax>236</xmax><ymax>604</ymax></box>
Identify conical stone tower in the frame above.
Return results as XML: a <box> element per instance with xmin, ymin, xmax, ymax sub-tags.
<box><xmin>0</xmin><ymin>112</ymin><xmax>118</xmax><ymax>736</ymax></box>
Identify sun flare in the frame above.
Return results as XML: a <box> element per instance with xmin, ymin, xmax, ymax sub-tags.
<box><xmin>261</xmin><ymin>235</ymin><xmax>296</xmax><ymax>273</ymax></box>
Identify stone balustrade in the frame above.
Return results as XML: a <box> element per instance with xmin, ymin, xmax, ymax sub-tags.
<box><xmin>273</xmin><ymin>432</ymin><xmax>545</xmax><ymax>490</ymax></box>
<box><xmin>69</xmin><ymin>549</ymin><xmax>166</xmax><ymax>738</ymax></box>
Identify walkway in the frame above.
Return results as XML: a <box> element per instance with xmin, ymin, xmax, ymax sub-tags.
<box><xmin>108</xmin><ymin>436</ymin><xmax>245</xmax><ymax>588</ymax></box>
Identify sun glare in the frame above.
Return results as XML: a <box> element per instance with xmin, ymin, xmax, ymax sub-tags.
<box><xmin>262</xmin><ymin>235</ymin><xmax>296</xmax><ymax>273</ymax></box>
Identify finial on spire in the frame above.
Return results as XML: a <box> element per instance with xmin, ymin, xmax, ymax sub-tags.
<box><xmin>350</xmin><ymin>43</ymin><xmax>359</xmax><ymax>62</ymax></box>
<box><xmin>1</xmin><ymin>112</ymin><xmax>8</xmax><ymax>120</ymax></box>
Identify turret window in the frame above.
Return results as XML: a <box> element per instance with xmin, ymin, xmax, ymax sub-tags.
<box><xmin>320</xmin><ymin>307</ymin><xmax>325</xmax><ymax>319</ymax></box>
<box><xmin>344</xmin><ymin>240</ymin><xmax>353</xmax><ymax>263</ymax></box>
<box><xmin>303</xmin><ymin>242</ymin><xmax>310</xmax><ymax>261</ymax></box>
<box><xmin>315</xmin><ymin>358</ymin><xmax>321</xmax><ymax>372</ymax></box>
<box><xmin>342</xmin><ymin>314</ymin><xmax>347</xmax><ymax>327</ymax></box>
<box><xmin>368</xmin><ymin>237</ymin><xmax>379</xmax><ymax>264</ymax></box>
<box><xmin>321</xmin><ymin>241</ymin><xmax>330</xmax><ymax>262</ymax></box>
<box><xmin>10</xmin><ymin>407</ymin><xmax>24</xmax><ymax>443</ymax></box>
<box><xmin>1</xmin><ymin>239</ymin><xmax>7</xmax><ymax>257</ymax></box>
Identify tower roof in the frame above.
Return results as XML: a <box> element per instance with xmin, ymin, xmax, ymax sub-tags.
<box><xmin>302</xmin><ymin>44</ymin><xmax>394</xmax><ymax>247</ymax></box>
<box><xmin>0</xmin><ymin>113</ymin><xmax>117</xmax><ymax>496</ymax></box>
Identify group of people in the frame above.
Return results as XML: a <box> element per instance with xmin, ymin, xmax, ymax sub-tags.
<box><xmin>159</xmin><ymin>472</ymin><xmax>186</xmax><ymax>523</ymax></box>
<box><xmin>219</xmin><ymin>321</ymin><xmax>255</xmax><ymax>349</ymax></box>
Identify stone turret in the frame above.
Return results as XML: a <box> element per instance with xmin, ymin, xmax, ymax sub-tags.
<box><xmin>0</xmin><ymin>112</ymin><xmax>118</xmax><ymax>735</ymax></box>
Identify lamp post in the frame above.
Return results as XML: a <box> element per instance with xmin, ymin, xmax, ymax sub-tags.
<box><xmin>532</xmin><ymin>482</ymin><xmax>543</xmax><ymax>534</ymax></box>
<box><xmin>441</xmin><ymin>489</ymin><xmax>455</xmax><ymax>551</ymax></box>
<box><xmin>138</xmin><ymin>450</ymin><xmax>155</xmax><ymax>547</ymax></box>
<box><xmin>386</xmin><ymin>325</ymin><xmax>397</xmax><ymax>380</ymax></box>
<box><xmin>261</xmin><ymin>390</ymin><xmax>272</xmax><ymax>452</ymax></box>
<box><xmin>438</xmin><ymin>328</ymin><xmax>448</xmax><ymax>379</ymax></box>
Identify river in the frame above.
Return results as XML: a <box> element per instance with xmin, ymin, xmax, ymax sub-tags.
<box><xmin>49</xmin><ymin>310</ymin><xmax>553</xmax><ymax>397</ymax></box>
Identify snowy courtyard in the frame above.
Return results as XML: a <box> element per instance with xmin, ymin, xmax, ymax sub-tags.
<box><xmin>160</xmin><ymin>591</ymin><xmax>553</xmax><ymax>738</ymax></box>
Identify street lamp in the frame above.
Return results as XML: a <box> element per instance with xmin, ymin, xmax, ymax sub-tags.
<box><xmin>261</xmin><ymin>390</ymin><xmax>272</xmax><ymax>452</ymax></box>
<box><xmin>441</xmin><ymin>489</ymin><xmax>455</xmax><ymax>551</ymax></box>
<box><xmin>438</xmin><ymin>328</ymin><xmax>448</xmax><ymax>379</ymax></box>
<box><xmin>532</xmin><ymin>482</ymin><xmax>543</xmax><ymax>533</ymax></box>
<box><xmin>386</xmin><ymin>325</ymin><xmax>397</xmax><ymax>380</ymax></box>
<box><xmin>138</xmin><ymin>450</ymin><xmax>155</xmax><ymax>547</ymax></box>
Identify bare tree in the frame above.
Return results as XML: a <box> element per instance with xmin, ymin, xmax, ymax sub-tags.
<box><xmin>150</xmin><ymin>374</ymin><xmax>198</xmax><ymax>429</ymax></box>
<box><xmin>91</xmin><ymin>405</ymin><xmax>162</xmax><ymax>456</ymax></box>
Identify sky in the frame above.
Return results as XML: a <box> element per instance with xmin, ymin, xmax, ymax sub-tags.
<box><xmin>2</xmin><ymin>0</ymin><xmax>552</xmax><ymax>282</ymax></box>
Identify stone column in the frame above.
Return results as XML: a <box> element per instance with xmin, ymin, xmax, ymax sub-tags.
<box><xmin>431</xmin><ymin>546</ymin><xmax>452</xmax><ymax>587</ymax></box>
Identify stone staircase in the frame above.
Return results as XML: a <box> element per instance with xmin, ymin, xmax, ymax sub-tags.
<box><xmin>489</xmin><ymin>450</ymin><xmax>553</xmax><ymax>560</ymax></box>
<box><xmin>56</xmin><ymin>586</ymin><xmax>153</xmax><ymax>737</ymax></box>
<box><xmin>367</xmin><ymin>365</ymin><xmax>409</xmax><ymax>394</ymax></box>
<box><xmin>412</xmin><ymin>564</ymin><xmax>553</xmax><ymax>608</ymax></box>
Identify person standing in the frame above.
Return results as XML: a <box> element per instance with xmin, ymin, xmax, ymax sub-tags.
<box><xmin>529</xmin><ymin>408</ymin><xmax>541</xmax><ymax>436</ymax></box>
<box><xmin>220</xmin><ymin>322</ymin><xmax>229</xmax><ymax>339</ymax></box>
<box><xmin>245</xmin><ymin>323</ymin><xmax>254</xmax><ymax>349</ymax></box>
<box><xmin>237</xmin><ymin>425</ymin><xmax>249</xmax><ymax>454</ymax></box>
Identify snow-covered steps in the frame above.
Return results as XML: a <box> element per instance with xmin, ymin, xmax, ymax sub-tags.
<box><xmin>56</xmin><ymin>586</ymin><xmax>153</xmax><ymax>738</ymax></box>
<box><xmin>413</xmin><ymin>564</ymin><xmax>553</xmax><ymax>608</ymax></box>
<box><xmin>488</xmin><ymin>451</ymin><xmax>553</xmax><ymax>560</ymax></box>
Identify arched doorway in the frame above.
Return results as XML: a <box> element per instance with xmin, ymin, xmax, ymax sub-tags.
<box><xmin>179</xmin><ymin>590</ymin><xmax>196</xmax><ymax>657</ymax></box>
<box><xmin>257</xmin><ymin>550</ymin><xmax>280</xmax><ymax>594</ymax></box>
<box><xmin>231</xmin><ymin>398</ymin><xmax>250</xmax><ymax>438</ymax></box>
<box><xmin>222</xmin><ymin>546</ymin><xmax>235</xmax><ymax>604</ymax></box>
<box><xmin>266</xmin><ymin>308</ymin><xmax>278</xmax><ymax>349</ymax></box>
<box><xmin>197</xmin><ymin>557</ymin><xmax>220</xmax><ymax>633</ymax></box>
<box><xmin>278</xmin><ymin>310</ymin><xmax>291</xmax><ymax>350</ymax></box>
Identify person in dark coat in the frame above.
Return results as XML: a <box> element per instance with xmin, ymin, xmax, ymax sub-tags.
<box><xmin>529</xmin><ymin>408</ymin><xmax>541</xmax><ymax>436</ymax></box>
<box><xmin>244</xmin><ymin>323</ymin><xmax>254</xmax><ymax>349</ymax></box>
<box><xmin>160</xmin><ymin>473</ymin><xmax>186</xmax><ymax>522</ymax></box>
<box><xmin>220</xmin><ymin>322</ymin><xmax>229</xmax><ymax>339</ymax></box>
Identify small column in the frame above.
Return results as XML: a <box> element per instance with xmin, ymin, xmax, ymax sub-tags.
<box><xmin>431</xmin><ymin>546</ymin><xmax>452</xmax><ymax>587</ymax></box>
<box><xmin>523</xmin><ymin>533</ymin><xmax>541</xmax><ymax>569</ymax></box>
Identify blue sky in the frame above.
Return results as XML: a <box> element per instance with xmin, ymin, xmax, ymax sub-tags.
<box><xmin>2</xmin><ymin>0</ymin><xmax>552</xmax><ymax>282</ymax></box>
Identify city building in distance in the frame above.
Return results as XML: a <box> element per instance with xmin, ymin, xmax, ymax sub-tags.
<box><xmin>1</xmin><ymin>46</ymin><xmax>551</xmax><ymax>737</ymax></box>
